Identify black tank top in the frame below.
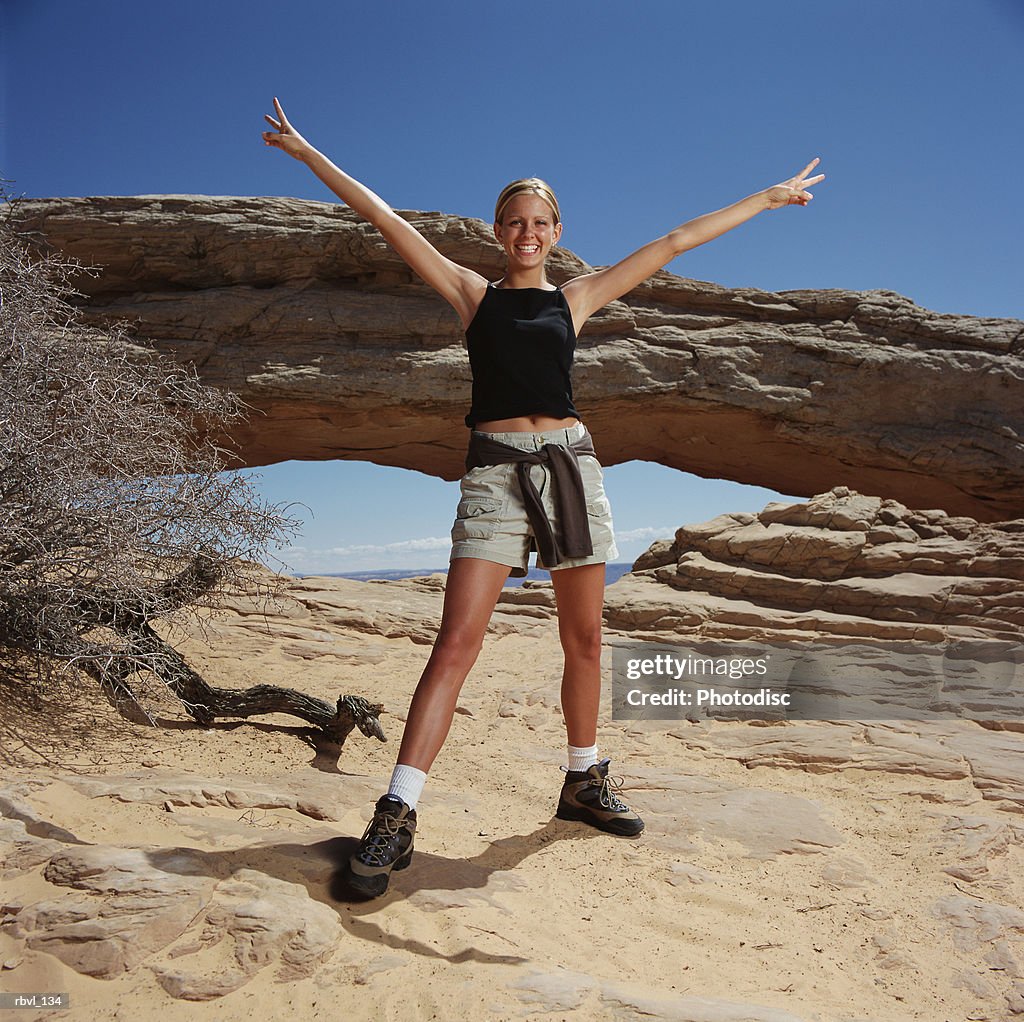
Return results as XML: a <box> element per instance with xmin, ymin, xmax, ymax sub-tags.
<box><xmin>464</xmin><ymin>283</ymin><xmax>579</xmax><ymax>428</ymax></box>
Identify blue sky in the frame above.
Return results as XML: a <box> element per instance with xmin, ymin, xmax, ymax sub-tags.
<box><xmin>4</xmin><ymin>0</ymin><xmax>1022</xmax><ymax>574</ymax></box>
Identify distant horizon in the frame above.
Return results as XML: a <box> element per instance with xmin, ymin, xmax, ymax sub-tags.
<box><xmin>293</xmin><ymin>562</ymin><xmax>638</xmax><ymax>588</ymax></box>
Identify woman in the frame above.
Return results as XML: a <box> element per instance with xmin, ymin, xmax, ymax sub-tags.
<box><xmin>262</xmin><ymin>98</ymin><xmax>824</xmax><ymax>898</ymax></box>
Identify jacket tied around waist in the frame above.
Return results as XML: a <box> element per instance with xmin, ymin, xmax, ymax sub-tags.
<box><xmin>464</xmin><ymin>430</ymin><xmax>596</xmax><ymax>570</ymax></box>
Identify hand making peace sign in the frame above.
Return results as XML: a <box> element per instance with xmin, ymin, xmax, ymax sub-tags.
<box><xmin>763</xmin><ymin>158</ymin><xmax>826</xmax><ymax>209</ymax></box>
<box><xmin>262</xmin><ymin>97</ymin><xmax>310</xmax><ymax>161</ymax></box>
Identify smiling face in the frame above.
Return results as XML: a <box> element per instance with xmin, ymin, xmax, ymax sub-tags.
<box><xmin>493</xmin><ymin>193</ymin><xmax>563</xmax><ymax>271</ymax></box>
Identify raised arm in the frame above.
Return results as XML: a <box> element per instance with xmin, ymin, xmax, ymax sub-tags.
<box><xmin>561</xmin><ymin>159</ymin><xmax>826</xmax><ymax>331</ymax></box>
<box><xmin>262</xmin><ymin>98</ymin><xmax>486</xmax><ymax>327</ymax></box>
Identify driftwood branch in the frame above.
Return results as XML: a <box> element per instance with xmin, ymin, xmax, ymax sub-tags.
<box><xmin>129</xmin><ymin>621</ymin><xmax>386</xmax><ymax>744</ymax></box>
<box><xmin>2</xmin><ymin>557</ymin><xmax>387</xmax><ymax>747</ymax></box>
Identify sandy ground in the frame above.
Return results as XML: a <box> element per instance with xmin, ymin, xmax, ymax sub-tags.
<box><xmin>1</xmin><ymin>575</ymin><xmax>1022</xmax><ymax>1022</ymax></box>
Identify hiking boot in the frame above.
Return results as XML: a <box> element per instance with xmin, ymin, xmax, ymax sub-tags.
<box><xmin>556</xmin><ymin>758</ymin><xmax>644</xmax><ymax>837</ymax></box>
<box><xmin>344</xmin><ymin>795</ymin><xmax>417</xmax><ymax>898</ymax></box>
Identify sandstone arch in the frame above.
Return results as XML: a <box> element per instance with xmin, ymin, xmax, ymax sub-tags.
<box><xmin>17</xmin><ymin>195</ymin><xmax>1024</xmax><ymax>520</ymax></box>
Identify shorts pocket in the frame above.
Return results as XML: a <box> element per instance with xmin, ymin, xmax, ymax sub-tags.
<box><xmin>585</xmin><ymin>493</ymin><xmax>618</xmax><ymax>561</ymax></box>
<box><xmin>586</xmin><ymin>495</ymin><xmax>612</xmax><ymax>519</ymax></box>
<box><xmin>452</xmin><ymin>496</ymin><xmax>503</xmax><ymax>542</ymax></box>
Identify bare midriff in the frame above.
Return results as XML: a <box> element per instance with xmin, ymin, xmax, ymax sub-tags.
<box><xmin>474</xmin><ymin>414</ymin><xmax>580</xmax><ymax>433</ymax></box>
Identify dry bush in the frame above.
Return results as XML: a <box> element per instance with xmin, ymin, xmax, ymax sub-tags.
<box><xmin>0</xmin><ymin>193</ymin><xmax>383</xmax><ymax>748</ymax></box>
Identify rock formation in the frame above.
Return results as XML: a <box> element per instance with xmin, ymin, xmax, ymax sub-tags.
<box><xmin>6</xmin><ymin>193</ymin><xmax>1024</xmax><ymax>1017</ymax></box>
<box><xmin>609</xmin><ymin>486</ymin><xmax>1024</xmax><ymax>641</ymax></box>
<box><xmin>14</xmin><ymin>195</ymin><xmax>1024</xmax><ymax>520</ymax></box>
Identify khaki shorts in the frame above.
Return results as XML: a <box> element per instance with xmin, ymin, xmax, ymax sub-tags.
<box><xmin>450</xmin><ymin>422</ymin><xmax>619</xmax><ymax>578</ymax></box>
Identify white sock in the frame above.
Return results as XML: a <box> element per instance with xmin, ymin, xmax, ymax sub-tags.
<box><xmin>387</xmin><ymin>763</ymin><xmax>427</xmax><ymax>810</ymax></box>
<box><xmin>567</xmin><ymin>743</ymin><xmax>599</xmax><ymax>772</ymax></box>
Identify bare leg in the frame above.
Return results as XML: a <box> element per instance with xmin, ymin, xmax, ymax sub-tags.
<box><xmin>395</xmin><ymin>556</ymin><xmax>511</xmax><ymax>772</ymax></box>
<box><xmin>549</xmin><ymin>562</ymin><xmax>606</xmax><ymax>748</ymax></box>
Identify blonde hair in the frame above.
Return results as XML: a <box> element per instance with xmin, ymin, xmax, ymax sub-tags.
<box><xmin>494</xmin><ymin>177</ymin><xmax>561</xmax><ymax>225</ymax></box>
